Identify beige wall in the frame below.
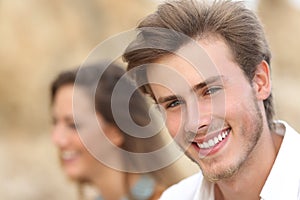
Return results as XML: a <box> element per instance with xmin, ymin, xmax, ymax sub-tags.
<box><xmin>0</xmin><ymin>0</ymin><xmax>157</xmax><ymax>135</ymax></box>
<box><xmin>259</xmin><ymin>0</ymin><xmax>300</xmax><ymax>130</ymax></box>
<box><xmin>0</xmin><ymin>1</ymin><xmax>199</xmax><ymax>199</ymax></box>
<box><xmin>0</xmin><ymin>0</ymin><xmax>299</xmax><ymax>199</ymax></box>
<box><xmin>0</xmin><ymin>1</ymin><xmax>159</xmax><ymax>199</ymax></box>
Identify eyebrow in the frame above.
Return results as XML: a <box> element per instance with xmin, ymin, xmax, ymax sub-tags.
<box><xmin>157</xmin><ymin>75</ymin><xmax>224</xmax><ymax>104</ymax></box>
<box><xmin>192</xmin><ymin>75</ymin><xmax>224</xmax><ymax>91</ymax></box>
<box><xmin>157</xmin><ymin>95</ymin><xmax>180</xmax><ymax>104</ymax></box>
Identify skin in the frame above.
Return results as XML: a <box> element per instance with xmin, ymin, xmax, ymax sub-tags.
<box><xmin>51</xmin><ymin>84</ymin><xmax>164</xmax><ymax>200</ymax></box>
<box><xmin>146</xmin><ymin>37</ymin><xmax>283</xmax><ymax>199</ymax></box>
<box><xmin>51</xmin><ymin>84</ymin><xmax>128</xmax><ymax>199</ymax></box>
<box><xmin>51</xmin><ymin>84</ymin><xmax>99</xmax><ymax>180</ymax></box>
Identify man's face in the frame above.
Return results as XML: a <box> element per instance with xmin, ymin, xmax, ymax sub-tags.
<box><xmin>147</xmin><ymin>38</ymin><xmax>264</xmax><ymax>182</ymax></box>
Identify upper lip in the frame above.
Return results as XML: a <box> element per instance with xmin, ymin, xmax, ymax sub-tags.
<box><xmin>190</xmin><ymin>127</ymin><xmax>231</xmax><ymax>144</ymax></box>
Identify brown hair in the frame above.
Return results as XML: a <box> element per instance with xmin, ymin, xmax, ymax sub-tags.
<box><xmin>51</xmin><ymin>62</ymin><xmax>169</xmax><ymax>199</ymax></box>
<box><xmin>123</xmin><ymin>0</ymin><xmax>274</xmax><ymax>130</ymax></box>
<box><xmin>51</xmin><ymin>62</ymin><xmax>166</xmax><ymax>154</ymax></box>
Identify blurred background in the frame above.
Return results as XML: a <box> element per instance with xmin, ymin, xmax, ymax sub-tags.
<box><xmin>0</xmin><ymin>0</ymin><xmax>299</xmax><ymax>199</ymax></box>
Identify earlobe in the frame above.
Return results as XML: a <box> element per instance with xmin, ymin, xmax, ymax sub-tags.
<box><xmin>103</xmin><ymin>124</ymin><xmax>124</xmax><ymax>147</ymax></box>
<box><xmin>97</xmin><ymin>114</ymin><xmax>124</xmax><ymax>147</ymax></box>
<box><xmin>252</xmin><ymin>60</ymin><xmax>271</xmax><ymax>100</ymax></box>
<box><xmin>108</xmin><ymin>125</ymin><xmax>124</xmax><ymax>147</ymax></box>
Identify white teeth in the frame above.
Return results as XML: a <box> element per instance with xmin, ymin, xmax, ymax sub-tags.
<box><xmin>61</xmin><ymin>151</ymin><xmax>77</xmax><ymax>160</ymax></box>
<box><xmin>203</xmin><ymin>142</ymin><xmax>209</xmax><ymax>148</ymax></box>
<box><xmin>197</xmin><ymin>129</ymin><xmax>230</xmax><ymax>149</ymax></box>
<box><xmin>222</xmin><ymin>132</ymin><xmax>226</xmax><ymax>139</ymax></box>
<box><xmin>208</xmin><ymin>139</ymin><xmax>214</xmax><ymax>147</ymax></box>
<box><xmin>218</xmin><ymin>134</ymin><xmax>222</xmax><ymax>142</ymax></box>
<box><xmin>214</xmin><ymin>137</ymin><xmax>219</xmax><ymax>144</ymax></box>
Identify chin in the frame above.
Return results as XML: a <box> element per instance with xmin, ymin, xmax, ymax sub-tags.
<box><xmin>68</xmin><ymin>172</ymin><xmax>88</xmax><ymax>182</ymax></box>
<box><xmin>62</xmin><ymin>165</ymin><xmax>84</xmax><ymax>180</ymax></box>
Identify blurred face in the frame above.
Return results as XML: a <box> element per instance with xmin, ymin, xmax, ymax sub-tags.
<box><xmin>147</xmin><ymin>38</ymin><xmax>266</xmax><ymax>182</ymax></box>
<box><xmin>51</xmin><ymin>84</ymin><xmax>103</xmax><ymax>181</ymax></box>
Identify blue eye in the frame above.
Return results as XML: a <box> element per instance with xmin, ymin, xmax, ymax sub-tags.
<box><xmin>204</xmin><ymin>86</ymin><xmax>221</xmax><ymax>96</ymax></box>
<box><xmin>167</xmin><ymin>99</ymin><xmax>185</xmax><ymax>108</ymax></box>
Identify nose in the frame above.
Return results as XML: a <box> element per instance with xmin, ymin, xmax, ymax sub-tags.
<box><xmin>51</xmin><ymin>124</ymin><xmax>69</xmax><ymax>147</ymax></box>
<box><xmin>184</xmin><ymin>99</ymin><xmax>212</xmax><ymax>135</ymax></box>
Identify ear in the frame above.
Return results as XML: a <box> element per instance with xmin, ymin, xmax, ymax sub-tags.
<box><xmin>103</xmin><ymin>124</ymin><xmax>124</xmax><ymax>147</ymax></box>
<box><xmin>97</xmin><ymin>114</ymin><xmax>124</xmax><ymax>147</ymax></box>
<box><xmin>252</xmin><ymin>60</ymin><xmax>271</xmax><ymax>100</ymax></box>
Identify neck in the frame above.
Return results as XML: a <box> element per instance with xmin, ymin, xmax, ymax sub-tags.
<box><xmin>91</xmin><ymin>165</ymin><xmax>141</xmax><ymax>200</ymax></box>
<box><xmin>91</xmin><ymin>165</ymin><xmax>127</xmax><ymax>200</ymax></box>
<box><xmin>215</xmin><ymin>125</ymin><xmax>283</xmax><ymax>200</ymax></box>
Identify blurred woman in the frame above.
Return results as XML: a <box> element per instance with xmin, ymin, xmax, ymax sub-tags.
<box><xmin>50</xmin><ymin>62</ymin><xmax>195</xmax><ymax>200</ymax></box>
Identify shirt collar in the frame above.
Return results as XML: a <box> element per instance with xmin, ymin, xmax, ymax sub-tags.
<box><xmin>260</xmin><ymin>121</ymin><xmax>300</xmax><ymax>199</ymax></box>
<box><xmin>195</xmin><ymin>178</ymin><xmax>214</xmax><ymax>200</ymax></box>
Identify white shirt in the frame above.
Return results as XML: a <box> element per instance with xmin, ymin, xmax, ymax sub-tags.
<box><xmin>159</xmin><ymin>121</ymin><xmax>300</xmax><ymax>200</ymax></box>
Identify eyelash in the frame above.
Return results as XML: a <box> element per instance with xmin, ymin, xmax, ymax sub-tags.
<box><xmin>164</xmin><ymin>86</ymin><xmax>222</xmax><ymax>109</ymax></box>
<box><xmin>166</xmin><ymin>99</ymin><xmax>185</xmax><ymax>109</ymax></box>
<box><xmin>203</xmin><ymin>86</ymin><xmax>222</xmax><ymax>96</ymax></box>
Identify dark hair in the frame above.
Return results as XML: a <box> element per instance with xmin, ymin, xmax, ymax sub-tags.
<box><xmin>51</xmin><ymin>62</ymin><xmax>199</xmax><ymax>199</ymax></box>
<box><xmin>51</xmin><ymin>62</ymin><xmax>166</xmax><ymax>153</ymax></box>
<box><xmin>123</xmin><ymin>0</ymin><xmax>274</xmax><ymax>130</ymax></box>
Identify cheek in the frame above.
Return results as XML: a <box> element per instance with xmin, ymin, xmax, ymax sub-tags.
<box><xmin>73</xmin><ymin>135</ymin><xmax>86</xmax><ymax>150</ymax></box>
<box><xmin>76</xmin><ymin>137</ymin><xmax>96</xmax><ymax>165</ymax></box>
<box><xmin>166</xmin><ymin>113</ymin><xmax>181</xmax><ymax>138</ymax></box>
<box><xmin>81</xmin><ymin>148</ymin><xmax>97</xmax><ymax>164</ymax></box>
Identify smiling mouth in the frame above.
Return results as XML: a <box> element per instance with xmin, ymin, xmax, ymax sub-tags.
<box><xmin>195</xmin><ymin>128</ymin><xmax>231</xmax><ymax>149</ymax></box>
<box><xmin>61</xmin><ymin>151</ymin><xmax>78</xmax><ymax>161</ymax></box>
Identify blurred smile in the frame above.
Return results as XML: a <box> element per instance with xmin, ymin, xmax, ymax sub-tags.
<box><xmin>61</xmin><ymin>150</ymin><xmax>80</xmax><ymax>163</ymax></box>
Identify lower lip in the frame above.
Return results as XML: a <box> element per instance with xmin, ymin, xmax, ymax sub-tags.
<box><xmin>61</xmin><ymin>154</ymin><xmax>78</xmax><ymax>164</ymax></box>
<box><xmin>193</xmin><ymin>130</ymin><xmax>231</xmax><ymax>157</ymax></box>
<box><xmin>61</xmin><ymin>158</ymin><xmax>75</xmax><ymax>166</ymax></box>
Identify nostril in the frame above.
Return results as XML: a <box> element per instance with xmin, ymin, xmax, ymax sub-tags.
<box><xmin>198</xmin><ymin>124</ymin><xmax>207</xmax><ymax>130</ymax></box>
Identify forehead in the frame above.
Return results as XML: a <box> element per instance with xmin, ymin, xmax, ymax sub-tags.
<box><xmin>53</xmin><ymin>84</ymin><xmax>74</xmax><ymax>109</ymax></box>
<box><xmin>53</xmin><ymin>85</ymin><xmax>90</xmax><ymax>110</ymax></box>
<box><xmin>146</xmin><ymin>38</ymin><xmax>236</xmax><ymax>93</ymax></box>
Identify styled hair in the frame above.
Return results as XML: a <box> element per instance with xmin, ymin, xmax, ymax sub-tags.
<box><xmin>123</xmin><ymin>0</ymin><xmax>274</xmax><ymax>130</ymax></box>
<box><xmin>51</xmin><ymin>62</ymin><xmax>199</xmax><ymax>199</ymax></box>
